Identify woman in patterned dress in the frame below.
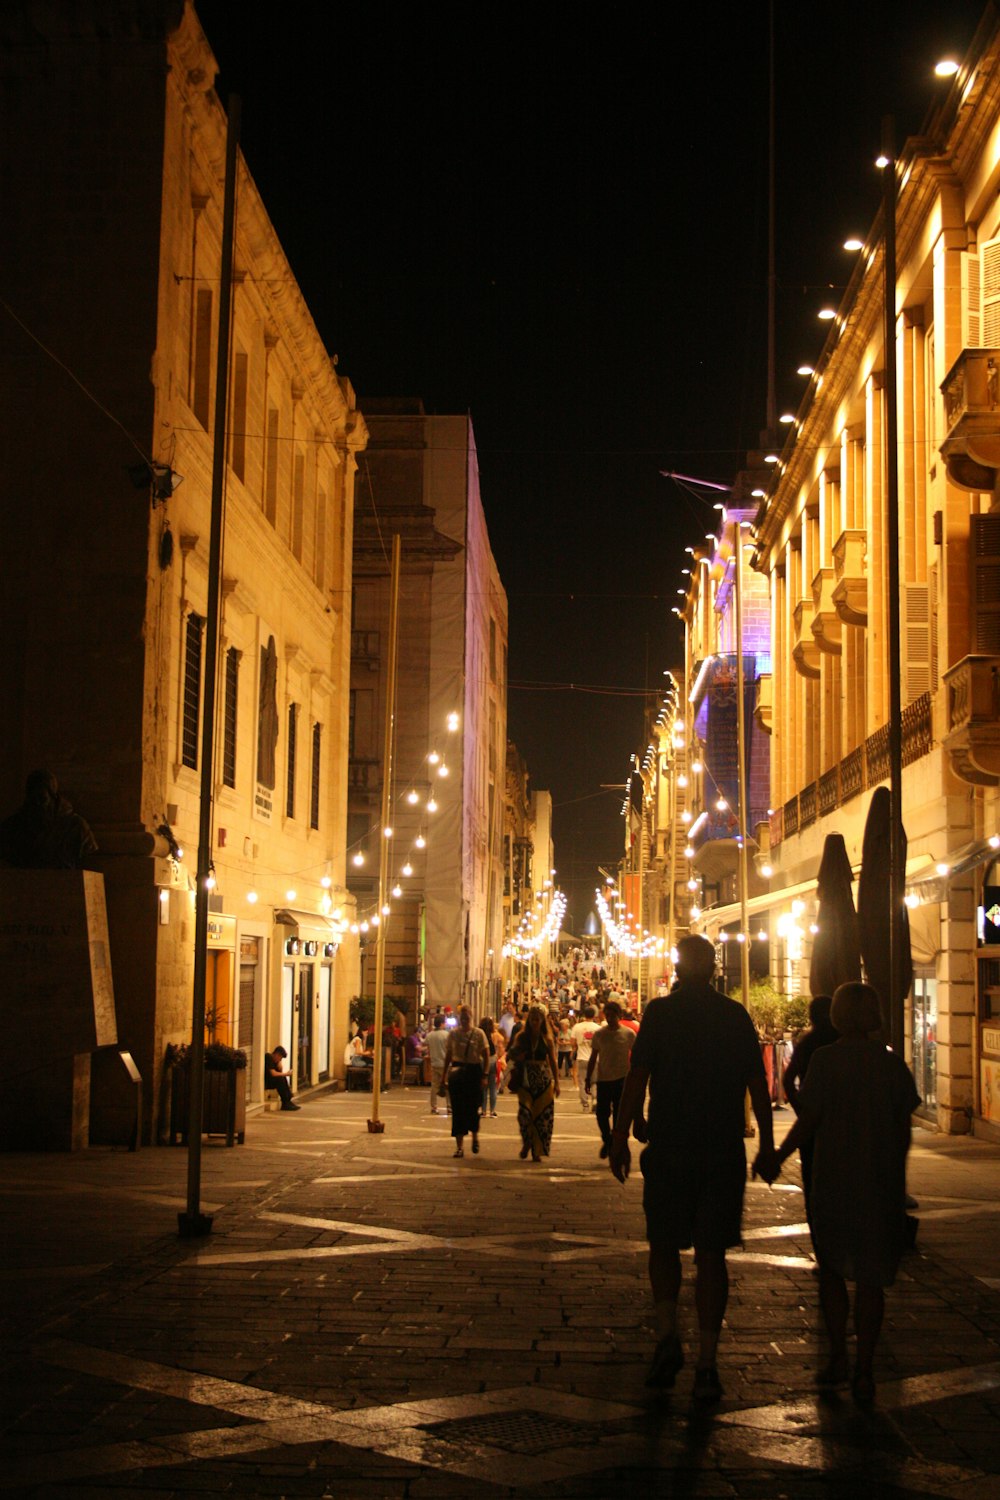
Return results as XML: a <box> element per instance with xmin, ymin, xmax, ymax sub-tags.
<box><xmin>509</xmin><ymin>1004</ymin><xmax>560</xmax><ymax>1161</ymax></box>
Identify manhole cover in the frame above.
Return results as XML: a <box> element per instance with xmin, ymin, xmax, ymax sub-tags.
<box><xmin>420</xmin><ymin>1408</ymin><xmax>592</xmax><ymax>1455</ymax></box>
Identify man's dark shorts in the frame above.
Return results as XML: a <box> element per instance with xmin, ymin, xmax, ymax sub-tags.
<box><xmin>640</xmin><ymin>1142</ymin><xmax>747</xmax><ymax>1252</ymax></box>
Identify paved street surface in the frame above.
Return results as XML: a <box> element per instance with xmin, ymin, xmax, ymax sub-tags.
<box><xmin>3</xmin><ymin>1081</ymin><xmax>1000</xmax><ymax>1498</ymax></box>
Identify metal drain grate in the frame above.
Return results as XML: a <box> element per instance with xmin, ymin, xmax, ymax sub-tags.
<box><xmin>420</xmin><ymin>1407</ymin><xmax>592</xmax><ymax>1456</ymax></box>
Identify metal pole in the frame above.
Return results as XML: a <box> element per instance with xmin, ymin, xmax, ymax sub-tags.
<box><xmin>180</xmin><ymin>95</ymin><xmax>240</xmax><ymax>1239</ymax></box>
<box><xmin>734</xmin><ymin>522</ymin><xmax>752</xmax><ymax>1007</ymax></box>
<box><xmin>734</xmin><ymin>518</ymin><xmax>754</xmax><ymax>1137</ymax></box>
<box><xmin>637</xmin><ymin>786</ymin><xmax>645</xmax><ymax>1008</ymax></box>
<box><xmin>882</xmin><ymin>117</ymin><xmax>905</xmax><ymax>1056</ymax></box>
<box><xmin>666</xmin><ymin>746</ymin><xmax>677</xmax><ymax>976</ymax></box>
<box><xmin>369</xmin><ymin>532</ymin><xmax>401</xmax><ymax>1132</ymax></box>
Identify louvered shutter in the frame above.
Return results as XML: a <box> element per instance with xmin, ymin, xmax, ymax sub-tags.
<box><xmin>963</xmin><ymin>251</ymin><xmax>981</xmax><ymax>346</ymax></box>
<box><xmin>971</xmin><ymin>512</ymin><xmax>1000</xmax><ymax>654</ymax></box>
<box><xmin>981</xmin><ymin>238</ymin><xmax>1000</xmax><ymax>346</ymax></box>
<box><xmin>902</xmin><ymin>582</ymin><xmax>931</xmax><ymax>702</ymax></box>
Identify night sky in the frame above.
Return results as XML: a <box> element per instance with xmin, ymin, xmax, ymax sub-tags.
<box><xmin>196</xmin><ymin>0</ymin><xmax>987</xmax><ymax>929</ymax></box>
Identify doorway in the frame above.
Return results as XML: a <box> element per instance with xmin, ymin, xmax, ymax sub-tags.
<box><xmin>298</xmin><ymin>964</ymin><xmax>314</xmax><ymax>1084</ymax></box>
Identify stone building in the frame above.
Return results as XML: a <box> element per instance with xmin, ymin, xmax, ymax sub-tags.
<box><xmin>0</xmin><ymin>1</ymin><xmax>365</xmax><ymax>1138</ymax></box>
<box><xmin>748</xmin><ymin>16</ymin><xmax>1000</xmax><ymax>1136</ymax></box>
<box><xmin>348</xmin><ymin>401</ymin><xmax>508</xmax><ymax>1017</ymax></box>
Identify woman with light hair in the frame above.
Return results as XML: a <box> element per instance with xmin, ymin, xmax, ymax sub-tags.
<box><xmin>440</xmin><ymin>1004</ymin><xmax>489</xmax><ymax>1158</ymax></box>
<box><xmin>768</xmin><ymin>981</ymin><xmax>920</xmax><ymax>1405</ymax></box>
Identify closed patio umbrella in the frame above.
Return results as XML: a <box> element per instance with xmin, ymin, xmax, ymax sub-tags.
<box><xmin>857</xmin><ymin>786</ymin><xmax>912</xmax><ymax>1042</ymax></box>
<box><xmin>809</xmin><ymin>832</ymin><xmax>862</xmax><ymax>998</ymax></box>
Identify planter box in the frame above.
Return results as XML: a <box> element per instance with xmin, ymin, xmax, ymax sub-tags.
<box><xmin>169</xmin><ymin>1064</ymin><xmax>246</xmax><ymax>1146</ymax></box>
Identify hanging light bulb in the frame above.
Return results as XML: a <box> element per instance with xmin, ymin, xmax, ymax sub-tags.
<box><xmin>677</xmin><ymin>774</ymin><xmax>688</xmax><ymax>788</ymax></box>
<box><xmin>406</xmin><ymin>789</ymin><xmax>419</xmax><ymax>805</ymax></box>
<box><xmin>428</xmin><ymin>750</ymin><xmax>440</xmax><ymax>765</ymax></box>
<box><xmin>437</xmin><ymin>763</ymin><xmax>449</xmax><ymax>778</ymax></box>
<box><xmin>684</xmin><ymin>844</ymin><xmax>694</xmax><ymax>859</ymax></box>
<box><xmin>204</xmin><ymin>872</ymin><xmax>216</xmax><ymax>891</ymax></box>
<box><xmin>360</xmin><ymin>919</ymin><xmax>369</xmax><ymax>932</ymax></box>
<box><xmin>402</xmin><ymin>861</ymin><xmax>413</xmax><ymax>877</ymax></box>
<box><xmin>415</xmin><ymin>834</ymin><xmax>426</xmax><ymax>849</ymax></box>
<box><xmin>286</xmin><ymin>888</ymin><xmax>296</xmax><ymax>902</ymax></box>
<box><xmin>427</xmin><ymin>797</ymin><xmax>438</xmax><ymax>813</ymax></box>
<box><xmin>321</xmin><ymin>874</ymin><xmax>332</xmax><ymax>888</ymax></box>
<box><xmin>716</xmin><ymin>795</ymin><xmax>728</xmax><ymax>811</ymax></box>
<box><xmin>687</xmin><ymin>877</ymin><xmax>698</xmax><ymax>891</ymax></box>
<box><xmin>392</xmin><ymin>883</ymin><xmax>403</xmax><ymax>898</ymax></box>
<box><xmin>381</xmin><ymin>903</ymin><xmax>390</xmax><ymax>916</ymax></box>
<box><xmin>691</xmin><ymin>760</ymin><xmax>703</xmax><ymax>775</ymax></box>
<box><xmin>383</xmin><ymin>825</ymin><xmax>393</xmax><ymax>838</ymax></box>
<box><xmin>681</xmin><ymin>810</ymin><xmax>692</xmax><ymax>824</ymax></box>
<box><xmin>352</xmin><ymin>851</ymin><xmax>365</xmax><ymax>867</ymax></box>
<box><xmin>246</xmin><ymin>889</ymin><xmax>258</xmax><ymax>904</ymax></box>
<box><xmin>447</xmin><ymin>711</ymin><xmax>460</xmax><ymax>732</ymax></box>
<box><xmin>370</xmin><ymin>914</ymin><xmax>380</xmax><ymax>927</ymax></box>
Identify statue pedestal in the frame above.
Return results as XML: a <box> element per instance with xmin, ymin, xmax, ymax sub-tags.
<box><xmin>0</xmin><ymin>870</ymin><xmax>117</xmax><ymax>1150</ymax></box>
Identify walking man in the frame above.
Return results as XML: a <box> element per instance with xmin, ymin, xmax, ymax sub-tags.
<box><xmin>425</xmin><ymin>1014</ymin><xmax>450</xmax><ymax>1113</ymax></box>
<box><xmin>570</xmin><ymin>1004</ymin><xmax>598</xmax><ymax>1110</ymax></box>
<box><xmin>585</xmin><ymin>999</ymin><xmax>634</xmax><ymax>1159</ymax></box>
<box><xmin>609</xmin><ymin>934</ymin><xmax>776</xmax><ymax>1400</ymax></box>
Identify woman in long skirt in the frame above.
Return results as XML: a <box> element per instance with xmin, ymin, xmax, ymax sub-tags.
<box><xmin>440</xmin><ymin>1004</ymin><xmax>489</xmax><ymax>1158</ymax></box>
<box><xmin>509</xmin><ymin>1004</ymin><xmax>560</xmax><ymax>1161</ymax></box>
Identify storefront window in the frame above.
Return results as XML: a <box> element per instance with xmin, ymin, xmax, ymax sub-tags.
<box><xmin>912</xmin><ymin>975</ymin><xmax>937</xmax><ymax>1114</ymax></box>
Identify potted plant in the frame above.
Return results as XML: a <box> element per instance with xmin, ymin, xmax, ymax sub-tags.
<box><xmin>168</xmin><ymin>1041</ymin><xmax>247</xmax><ymax>1146</ymax></box>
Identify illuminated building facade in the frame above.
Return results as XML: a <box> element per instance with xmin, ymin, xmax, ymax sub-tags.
<box><xmin>749</xmin><ymin>18</ymin><xmax>1000</xmax><ymax>1135</ymax></box>
<box><xmin>0</xmin><ymin>2</ymin><xmax>365</xmax><ymax>1136</ymax></box>
<box><xmin>678</xmin><ymin>494</ymin><xmax>773</xmax><ymax>994</ymax></box>
<box><xmin>348</xmin><ymin>402</ymin><xmax>508</xmax><ymax>1016</ymax></box>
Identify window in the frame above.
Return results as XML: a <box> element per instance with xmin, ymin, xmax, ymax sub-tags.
<box><xmin>314</xmin><ymin>486</ymin><xmax>327</xmax><ymax>593</ymax></box>
<box><xmin>231</xmin><ymin>350</ymin><xmax>248</xmax><ymax>482</ymax></box>
<box><xmin>292</xmin><ymin>450</ymin><xmax>305</xmax><ymax>561</ymax></box>
<box><xmin>310</xmin><ymin>722</ymin><xmax>321</xmax><ymax>830</ymax></box>
<box><xmin>182</xmin><ymin>613</ymin><xmax>204</xmax><ymax>770</ymax></box>
<box><xmin>222</xmin><ymin>647</ymin><xmax>239</xmax><ymax>788</ymax></box>
<box><xmin>265</xmin><ymin>406</ymin><xmax>279</xmax><ymax>525</ymax></box>
<box><xmin>192</xmin><ymin>289</ymin><xmax>212</xmax><ymax>429</ymax></box>
<box><xmin>286</xmin><ymin>702</ymin><xmax>298</xmax><ymax>818</ymax></box>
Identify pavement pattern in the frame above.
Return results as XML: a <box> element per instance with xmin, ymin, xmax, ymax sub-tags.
<box><xmin>3</xmin><ymin>1080</ymin><xmax>1000</xmax><ymax>1498</ymax></box>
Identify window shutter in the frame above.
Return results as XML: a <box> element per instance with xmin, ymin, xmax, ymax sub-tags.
<box><xmin>971</xmin><ymin>512</ymin><xmax>1000</xmax><ymax>654</ymax></box>
<box><xmin>928</xmin><ymin>565</ymin><xmax>939</xmax><ymax>690</ymax></box>
<box><xmin>962</xmin><ymin>251</ymin><xmax>981</xmax><ymax>347</ymax></box>
<box><xmin>980</xmin><ymin>239</ymin><xmax>1000</xmax><ymax>346</ymax></box>
<box><xmin>902</xmin><ymin>582</ymin><xmax>931</xmax><ymax>703</ymax></box>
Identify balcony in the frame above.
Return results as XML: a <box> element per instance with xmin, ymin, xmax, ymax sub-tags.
<box><xmin>811</xmin><ymin>567</ymin><xmax>842</xmax><ymax>654</ymax></box>
<box><xmin>754</xmin><ymin>672</ymin><xmax>773</xmax><ymax>734</ymax></box>
<box><xmin>941</xmin><ymin>348</ymin><xmax>1000</xmax><ymax>493</ymax></box>
<box><xmin>942</xmin><ymin>655</ymin><xmax>1000</xmax><ymax>785</ymax></box>
<box><xmin>351</xmin><ymin>630</ymin><xmax>380</xmax><ymax>668</ymax></box>
<box><xmin>792</xmin><ymin>600</ymin><xmax>822</xmax><ymax>679</ymax></box>
<box><xmin>348</xmin><ymin>758</ymin><xmax>381</xmax><ymax>793</ymax></box>
<box><xmin>832</xmin><ymin>529</ymin><xmax>867</xmax><ymax>626</ymax></box>
<box><xmin>769</xmin><ymin>694</ymin><xmax>932</xmax><ymax>846</ymax></box>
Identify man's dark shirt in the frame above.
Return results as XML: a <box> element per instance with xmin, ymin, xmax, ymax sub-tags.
<box><xmin>631</xmin><ymin>983</ymin><xmax>765</xmax><ymax>1157</ymax></box>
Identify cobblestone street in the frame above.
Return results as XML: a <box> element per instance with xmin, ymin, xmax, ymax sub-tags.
<box><xmin>4</xmin><ymin>1084</ymin><xmax>1000</xmax><ymax>1498</ymax></box>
